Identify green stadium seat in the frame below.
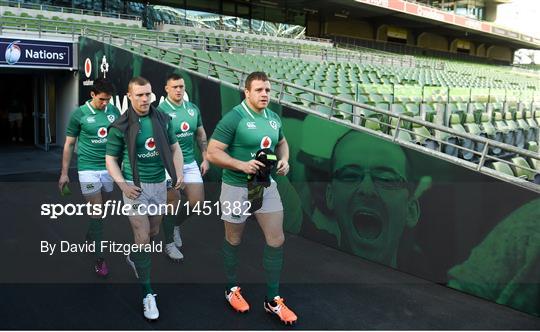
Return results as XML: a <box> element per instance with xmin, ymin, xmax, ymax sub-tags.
<box><xmin>448</xmin><ymin>114</ymin><xmax>475</xmax><ymax>160</ymax></box>
<box><xmin>504</xmin><ymin>111</ymin><xmax>524</xmax><ymax>148</ymax></box>
<box><xmin>314</xmin><ymin>105</ymin><xmax>333</xmax><ymax>116</ymax></box>
<box><xmin>356</xmin><ymin>107</ymin><xmax>383</xmax><ymax>132</ymax></box>
<box><xmin>488</xmin><ymin>161</ymin><xmax>515</xmax><ymax>177</ymax></box>
<box><xmin>298</xmin><ymin>93</ymin><xmax>316</xmax><ymax>107</ymax></box>
<box><xmin>510</xmin><ymin>157</ymin><xmax>535</xmax><ymax>181</ymax></box>
<box><xmin>411</xmin><ymin>120</ymin><xmax>437</xmax><ymax>149</ymax></box>
<box><xmin>356</xmin><ymin>95</ymin><xmax>369</xmax><ymax>104</ymax></box>
<box><xmin>493</xmin><ymin>112</ymin><xmax>515</xmax><ymax>147</ymax></box>
<box><xmin>405</xmin><ymin>103</ymin><xmax>420</xmax><ymax>115</ymax></box>
<box><xmin>479</xmin><ymin>113</ymin><xmax>503</xmax><ymax>155</ymax></box>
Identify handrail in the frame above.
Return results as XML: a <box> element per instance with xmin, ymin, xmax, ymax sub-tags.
<box><xmin>83</xmin><ymin>28</ymin><xmax>540</xmax><ymax>192</ymax></box>
<box><xmin>2</xmin><ymin>18</ymin><xmax>536</xmax><ymax>189</ymax></box>
<box><xmin>3</xmin><ymin>16</ymin><xmax>538</xmax><ymax>89</ymax></box>
<box><xmin>0</xmin><ymin>15</ymin><xmax>411</xmax><ymax>66</ymax></box>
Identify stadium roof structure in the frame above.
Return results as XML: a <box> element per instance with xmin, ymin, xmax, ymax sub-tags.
<box><xmin>150</xmin><ymin>5</ymin><xmax>306</xmax><ymax>38</ymax></box>
<box><xmin>144</xmin><ymin>0</ymin><xmax>540</xmax><ymax>50</ymax></box>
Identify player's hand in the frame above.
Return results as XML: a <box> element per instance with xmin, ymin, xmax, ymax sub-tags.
<box><xmin>122</xmin><ymin>184</ymin><xmax>142</xmax><ymax>200</ymax></box>
<box><xmin>200</xmin><ymin>159</ymin><xmax>210</xmax><ymax>176</ymax></box>
<box><xmin>174</xmin><ymin>173</ymin><xmax>184</xmax><ymax>190</ymax></box>
<box><xmin>241</xmin><ymin>159</ymin><xmax>265</xmax><ymax>175</ymax></box>
<box><xmin>58</xmin><ymin>174</ymin><xmax>69</xmax><ymax>193</ymax></box>
<box><xmin>276</xmin><ymin>159</ymin><xmax>290</xmax><ymax>176</ymax></box>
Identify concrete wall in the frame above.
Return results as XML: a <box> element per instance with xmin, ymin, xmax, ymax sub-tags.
<box><xmin>55</xmin><ymin>71</ymin><xmax>78</xmax><ymax>147</ymax></box>
<box><xmin>450</xmin><ymin>38</ymin><xmax>476</xmax><ymax>55</ymax></box>
<box><xmin>417</xmin><ymin>32</ymin><xmax>448</xmax><ymax>51</ymax></box>
<box><xmin>484</xmin><ymin>2</ymin><xmax>498</xmax><ymax>22</ymax></box>
<box><xmin>476</xmin><ymin>43</ymin><xmax>486</xmax><ymax>57</ymax></box>
<box><xmin>376</xmin><ymin>24</ymin><xmax>388</xmax><ymax>41</ymax></box>
<box><xmin>376</xmin><ymin>24</ymin><xmax>412</xmax><ymax>45</ymax></box>
<box><xmin>324</xmin><ymin>18</ymin><xmax>373</xmax><ymax>40</ymax></box>
<box><xmin>305</xmin><ymin>13</ymin><xmax>321</xmax><ymax>38</ymax></box>
<box><xmin>487</xmin><ymin>45</ymin><xmax>512</xmax><ymax>62</ymax></box>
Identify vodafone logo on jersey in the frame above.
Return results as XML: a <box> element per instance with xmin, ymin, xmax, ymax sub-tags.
<box><xmin>97</xmin><ymin>127</ymin><xmax>108</xmax><ymax>138</ymax></box>
<box><xmin>145</xmin><ymin>137</ymin><xmax>156</xmax><ymax>151</ymax></box>
<box><xmin>180</xmin><ymin>121</ymin><xmax>190</xmax><ymax>132</ymax></box>
<box><xmin>84</xmin><ymin>58</ymin><xmax>92</xmax><ymax>78</ymax></box>
<box><xmin>260</xmin><ymin>136</ymin><xmax>272</xmax><ymax>149</ymax></box>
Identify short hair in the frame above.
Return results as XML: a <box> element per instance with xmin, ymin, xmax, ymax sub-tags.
<box><xmin>128</xmin><ymin>76</ymin><xmax>150</xmax><ymax>92</ymax></box>
<box><xmin>166</xmin><ymin>73</ymin><xmax>184</xmax><ymax>82</ymax></box>
<box><xmin>91</xmin><ymin>78</ymin><xmax>115</xmax><ymax>95</ymax></box>
<box><xmin>245</xmin><ymin>71</ymin><xmax>269</xmax><ymax>90</ymax></box>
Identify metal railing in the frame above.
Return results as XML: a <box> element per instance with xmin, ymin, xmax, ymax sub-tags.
<box><xmin>0</xmin><ymin>0</ymin><xmax>140</xmax><ymax>21</ymax></box>
<box><xmin>331</xmin><ymin>34</ymin><xmax>512</xmax><ymax>66</ymax></box>
<box><xmin>1</xmin><ymin>15</ymin><xmax>537</xmax><ymax>90</ymax></box>
<box><xmin>0</xmin><ymin>15</ymin><xmax>419</xmax><ymax>67</ymax></box>
<box><xmin>0</xmin><ymin>13</ymin><xmax>451</xmax><ymax>70</ymax></box>
<box><xmin>83</xmin><ymin>28</ymin><xmax>540</xmax><ymax>192</ymax></box>
<box><xmin>0</xmin><ymin>16</ymin><xmax>537</xmax><ymax>190</ymax></box>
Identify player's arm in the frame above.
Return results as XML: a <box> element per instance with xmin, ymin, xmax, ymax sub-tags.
<box><xmin>207</xmin><ymin>139</ymin><xmax>263</xmax><ymax>174</ymax></box>
<box><xmin>275</xmin><ymin>137</ymin><xmax>290</xmax><ymax>176</ymax></box>
<box><xmin>105</xmin><ymin>154</ymin><xmax>141</xmax><ymax>198</ymax></box>
<box><xmin>105</xmin><ymin>127</ymin><xmax>141</xmax><ymax>198</ymax></box>
<box><xmin>105</xmin><ymin>154</ymin><xmax>124</xmax><ymax>184</ymax></box>
<box><xmin>170</xmin><ymin>142</ymin><xmax>184</xmax><ymax>189</ymax></box>
<box><xmin>196</xmin><ymin>126</ymin><xmax>210</xmax><ymax>175</ymax></box>
<box><xmin>58</xmin><ymin>136</ymin><xmax>77</xmax><ymax>191</ymax></box>
<box><xmin>58</xmin><ymin>109</ymin><xmax>82</xmax><ymax>192</ymax></box>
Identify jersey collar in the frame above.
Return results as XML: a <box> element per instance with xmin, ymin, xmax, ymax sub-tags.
<box><xmin>85</xmin><ymin>101</ymin><xmax>101</xmax><ymax>115</ymax></box>
<box><xmin>241</xmin><ymin>100</ymin><xmax>267</xmax><ymax>120</ymax></box>
<box><xmin>165</xmin><ymin>97</ymin><xmax>186</xmax><ymax>111</ymax></box>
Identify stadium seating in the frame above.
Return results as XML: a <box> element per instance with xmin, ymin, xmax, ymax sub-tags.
<box><xmin>2</xmin><ymin>8</ymin><xmax>538</xmax><ymax>182</ymax></box>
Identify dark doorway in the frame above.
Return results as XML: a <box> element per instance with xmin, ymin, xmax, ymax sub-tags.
<box><xmin>0</xmin><ymin>73</ymin><xmax>34</xmax><ymax>146</ymax></box>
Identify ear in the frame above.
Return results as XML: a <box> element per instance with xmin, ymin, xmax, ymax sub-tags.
<box><xmin>405</xmin><ymin>198</ymin><xmax>420</xmax><ymax>228</ymax></box>
<box><xmin>412</xmin><ymin>176</ymin><xmax>432</xmax><ymax>200</ymax></box>
<box><xmin>405</xmin><ymin>176</ymin><xmax>430</xmax><ymax>228</ymax></box>
<box><xmin>325</xmin><ymin>183</ymin><xmax>335</xmax><ymax>211</ymax></box>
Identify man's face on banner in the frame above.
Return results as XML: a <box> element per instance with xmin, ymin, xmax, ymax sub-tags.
<box><xmin>326</xmin><ymin>131</ymin><xmax>420</xmax><ymax>267</ymax></box>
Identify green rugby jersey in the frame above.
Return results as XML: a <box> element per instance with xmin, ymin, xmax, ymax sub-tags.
<box><xmin>157</xmin><ymin>98</ymin><xmax>203</xmax><ymax>164</ymax></box>
<box><xmin>212</xmin><ymin>100</ymin><xmax>284</xmax><ymax>187</ymax></box>
<box><xmin>106</xmin><ymin>114</ymin><xmax>178</xmax><ymax>183</ymax></box>
<box><xmin>66</xmin><ymin>100</ymin><xmax>120</xmax><ymax>171</ymax></box>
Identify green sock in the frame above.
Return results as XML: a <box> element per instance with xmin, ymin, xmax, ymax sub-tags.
<box><xmin>162</xmin><ymin>215</ymin><xmax>175</xmax><ymax>244</ymax></box>
<box><xmin>263</xmin><ymin>244</ymin><xmax>283</xmax><ymax>300</ymax></box>
<box><xmin>131</xmin><ymin>251</ymin><xmax>153</xmax><ymax>295</ymax></box>
<box><xmin>87</xmin><ymin>218</ymin><xmax>104</xmax><ymax>259</ymax></box>
<box><xmin>222</xmin><ymin>238</ymin><xmax>239</xmax><ymax>290</ymax></box>
<box><xmin>175</xmin><ymin>212</ymin><xmax>187</xmax><ymax>227</ymax></box>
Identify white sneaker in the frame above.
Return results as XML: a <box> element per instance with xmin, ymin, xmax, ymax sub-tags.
<box><xmin>126</xmin><ymin>255</ymin><xmax>139</xmax><ymax>278</ymax></box>
<box><xmin>143</xmin><ymin>294</ymin><xmax>159</xmax><ymax>320</ymax></box>
<box><xmin>165</xmin><ymin>242</ymin><xmax>184</xmax><ymax>261</ymax></box>
<box><xmin>173</xmin><ymin>226</ymin><xmax>182</xmax><ymax>247</ymax></box>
